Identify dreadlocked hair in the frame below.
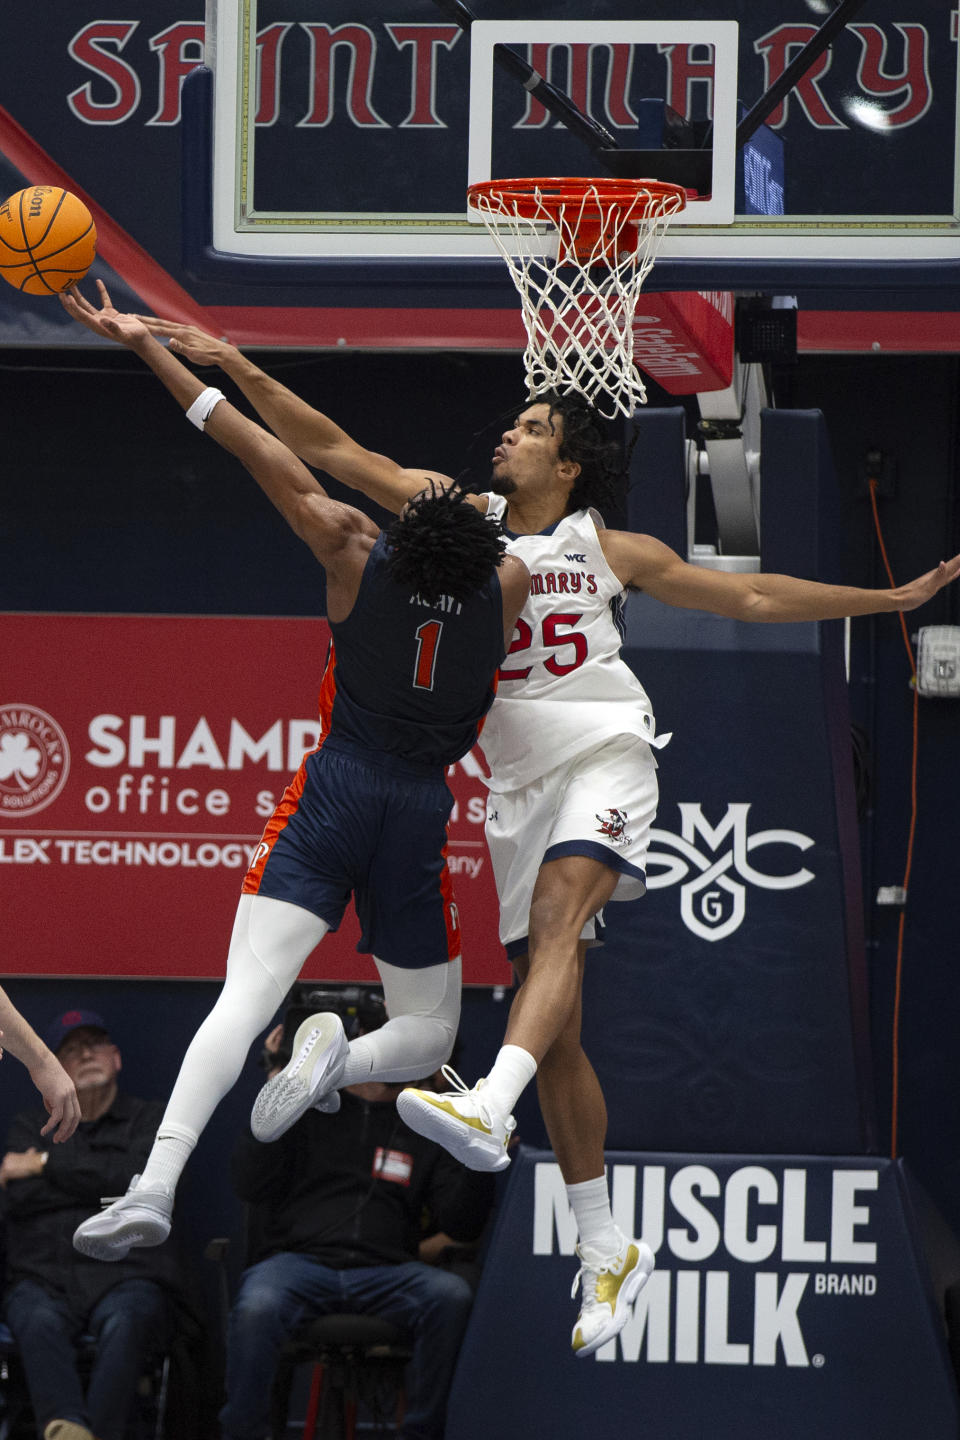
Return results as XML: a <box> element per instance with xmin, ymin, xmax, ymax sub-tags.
<box><xmin>532</xmin><ymin>388</ymin><xmax>627</xmax><ymax>515</ymax></box>
<box><xmin>385</xmin><ymin>479</ymin><xmax>507</xmax><ymax>605</ymax></box>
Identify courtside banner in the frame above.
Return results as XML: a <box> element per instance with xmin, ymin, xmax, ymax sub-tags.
<box><xmin>448</xmin><ymin>1150</ymin><xmax>960</xmax><ymax>1440</ymax></box>
<box><xmin>0</xmin><ymin>613</ymin><xmax>508</xmax><ymax>983</ymax></box>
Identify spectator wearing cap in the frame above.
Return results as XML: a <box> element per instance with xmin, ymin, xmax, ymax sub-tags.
<box><xmin>0</xmin><ymin>1010</ymin><xmax>184</xmax><ymax>1440</ymax></box>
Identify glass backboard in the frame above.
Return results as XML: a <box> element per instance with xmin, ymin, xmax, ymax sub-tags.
<box><xmin>192</xmin><ymin>0</ymin><xmax>960</xmax><ymax>293</ymax></box>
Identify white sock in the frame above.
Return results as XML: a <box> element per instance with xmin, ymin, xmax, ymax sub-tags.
<box><xmin>566</xmin><ymin>1175</ymin><xmax>623</xmax><ymax>1257</ymax></box>
<box><xmin>139</xmin><ymin>1127</ymin><xmax>196</xmax><ymax>1192</ymax></box>
<box><xmin>480</xmin><ymin>1044</ymin><xmax>537</xmax><ymax>1115</ymax></box>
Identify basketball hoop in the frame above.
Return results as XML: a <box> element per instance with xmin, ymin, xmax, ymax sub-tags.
<box><xmin>468</xmin><ymin>176</ymin><xmax>687</xmax><ymax>419</ymax></box>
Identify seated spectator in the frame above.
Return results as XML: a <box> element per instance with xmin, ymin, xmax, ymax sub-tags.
<box><xmin>219</xmin><ymin>991</ymin><xmax>496</xmax><ymax>1440</ymax></box>
<box><xmin>1</xmin><ymin>1009</ymin><xmax>184</xmax><ymax>1440</ymax></box>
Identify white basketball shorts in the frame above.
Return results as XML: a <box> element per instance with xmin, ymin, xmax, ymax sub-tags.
<box><xmin>484</xmin><ymin>732</ymin><xmax>660</xmax><ymax>955</ymax></box>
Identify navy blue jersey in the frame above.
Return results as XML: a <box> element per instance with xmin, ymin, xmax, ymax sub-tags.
<box><xmin>244</xmin><ymin>742</ymin><xmax>461</xmax><ymax>967</ymax></box>
<box><xmin>324</xmin><ymin>533</ymin><xmax>505</xmax><ymax>767</ymax></box>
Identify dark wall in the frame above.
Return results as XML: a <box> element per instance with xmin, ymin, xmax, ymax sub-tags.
<box><xmin>0</xmin><ymin>348</ymin><xmax>526</xmax><ymax>615</ymax></box>
<box><xmin>772</xmin><ymin>355</ymin><xmax>960</xmax><ymax>1229</ymax></box>
<box><xmin>1</xmin><ymin>345</ymin><xmax>958</xmax><ymax>1257</ymax></box>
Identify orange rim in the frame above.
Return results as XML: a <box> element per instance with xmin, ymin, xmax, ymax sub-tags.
<box><xmin>467</xmin><ymin>175</ymin><xmax>687</xmax><ymax>222</ymax></box>
<box><xmin>468</xmin><ymin>176</ymin><xmax>687</xmax><ymax>262</ymax></box>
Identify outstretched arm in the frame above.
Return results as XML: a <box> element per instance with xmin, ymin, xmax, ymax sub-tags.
<box><xmin>602</xmin><ymin>529</ymin><xmax>960</xmax><ymax>622</ymax></box>
<box><xmin>133</xmin><ymin>313</ymin><xmax>446</xmax><ymax>514</ymax></box>
<box><xmin>0</xmin><ymin>988</ymin><xmax>80</xmax><ymax>1142</ymax></box>
<box><xmin>62</xmin><ymin>284</ymin><xmax>378</xmax><ymax>567</ymax></box>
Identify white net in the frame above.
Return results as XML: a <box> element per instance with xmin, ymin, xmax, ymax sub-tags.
<box><xmin>469</xmin><ymin>178</ymin><xmax>686</xmax><ymax>419</ymax></box>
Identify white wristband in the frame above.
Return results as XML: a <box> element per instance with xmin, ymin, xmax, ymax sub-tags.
<box><xmin>185</xmin><ymin>386</ymin><xmax>225</xmax><ymax>431</ymax></box>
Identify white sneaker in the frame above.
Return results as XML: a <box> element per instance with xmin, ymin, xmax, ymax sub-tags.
<box><xmin>251</xmin><ymin>1012</ymin><xmax>348</xmax><ymax>1142</ymax></box>
<box><xmin>396</xmin><ymin>1067</ymin><xmax>515</xmax><ymax>1172</ymax></box>
<box><xmin>571</xmin><ymin>1236</ymin><xmax>655</xmax><ymax>1357</ymax></box>
<box><xmin>72</xmin><ymin>1174</ymin><xmax>173</xmax><ymax>1262</ymax></box>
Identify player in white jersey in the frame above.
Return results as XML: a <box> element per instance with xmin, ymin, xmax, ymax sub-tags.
<box><xmin>478</xmin><ymin>498</ymin><xmax>663</xmax><ymax>783</ymax></box>
<box><xmin>131</xmin><ymin>317</ymin><xmax>960</xmax><ymax>1357</ymax></box>
<box><xmin>479</xmin><ymin>497</ymin><xmax>668</xmax><ymax>956</ymax></box>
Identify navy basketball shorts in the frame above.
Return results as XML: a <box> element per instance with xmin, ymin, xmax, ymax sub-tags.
<box><xmin>243</xmin><ymin>742</ymin><xmax>461</xmax><ymax>968</ymax></box>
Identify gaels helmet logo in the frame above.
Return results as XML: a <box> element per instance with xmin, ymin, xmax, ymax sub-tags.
<box><xmin>595</xmin><ymin>808</ymin><xmax>628</xmax><ymax>843</ymax></box>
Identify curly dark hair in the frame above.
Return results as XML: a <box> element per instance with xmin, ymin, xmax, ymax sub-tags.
<box><xmin>385</xmin><ymin>479</ymin><xmax>507</xmax><ymax>605</ymax></box>
<box><xmin>530</xmin><ymin>388</ymin><xmax>627</xmax><ymax>515</ymax></box>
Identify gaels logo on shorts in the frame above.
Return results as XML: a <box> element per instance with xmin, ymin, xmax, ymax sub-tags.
<box><xmin>0</xmin><ymin>703</ymin><xmax>71</xmax><ymax>818</ymax></box>
<box><xmin>595</xmin><ymin>808</ymin><xmax>629</xmax><ymax>844</ymax></box>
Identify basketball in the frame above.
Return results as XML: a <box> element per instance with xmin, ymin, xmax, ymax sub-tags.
<box><xmin>0</xmin><ymin>186</ymin><xmax>97</xmax><ymax>295</ymax></box>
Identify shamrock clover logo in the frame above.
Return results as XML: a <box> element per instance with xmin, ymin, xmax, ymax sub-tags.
<box><xmin>0</xmin><ymin>704</ymin><xmax>70</xmax><ymax>816</ymax></box>
<box><xmin>0</xmin><ymin>731</ymin><xmax>42</xmax><ymax>790</ymax></box>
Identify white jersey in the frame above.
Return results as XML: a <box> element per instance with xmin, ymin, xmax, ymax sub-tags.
<box><xmin>479</xmin><ymin>497</ymin><xmax>668</xmax><ymax>792</ymax></box>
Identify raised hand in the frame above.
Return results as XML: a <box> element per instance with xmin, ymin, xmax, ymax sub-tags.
<box><xmin>135</xmin><ymin>317</ymin><xmax>234</xmax><ymax>367</ymax></box>
<box><xmin>61</xmin><ymin>279</ymin><xmax>149</xmax><ymax>346</ymax></box>
<box><xmin>895</xmin><ymin>553</ymin><xmax>960</xmax><ymax>611</ymax></box>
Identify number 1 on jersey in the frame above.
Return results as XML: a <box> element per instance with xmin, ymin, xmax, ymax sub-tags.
<box><xmin>413</xmin><ymin>619</ymin><xmax>443</xmax><ymax>690</ymax></box>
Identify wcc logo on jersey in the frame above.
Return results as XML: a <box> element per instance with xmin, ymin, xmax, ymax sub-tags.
<box><xmin>646</xmin><ymin>803</ymin><xmax>815</xmax><ymax>941</ymax></box>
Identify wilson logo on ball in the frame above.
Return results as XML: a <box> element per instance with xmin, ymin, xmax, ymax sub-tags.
<box><xmin>0</xmin><ymin>186</ymin><xmax>97</xmax><ymax>296</ymax></box>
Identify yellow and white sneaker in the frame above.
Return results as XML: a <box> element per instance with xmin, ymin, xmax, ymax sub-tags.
<box><xmin>571</xmin><ymin>1236</ymin><xmax>655</xmax><ymax>1357</ymax></box>
<box><xmin>396</xmin><ymin>1067</ymin><xmax>515</xmax><ymax>1171</ymax></box>
<box><xmin>251</xmin><ymin>1012</ymin><xmax>349</xmax><ymax>1142</ymax></box>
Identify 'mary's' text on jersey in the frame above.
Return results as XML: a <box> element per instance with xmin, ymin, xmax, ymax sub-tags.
<box><xmin>528</xmin><ymin>569</ymin><xmax>599</xmax><ymax>596</ymax></box>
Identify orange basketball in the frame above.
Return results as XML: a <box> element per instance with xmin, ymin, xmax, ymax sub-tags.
<box><xmin>0</xmin><ymin>186</ymin><xmax>97</xmax><ymax>295</ymax></box>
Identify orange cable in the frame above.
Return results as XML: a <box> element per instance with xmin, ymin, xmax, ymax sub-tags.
<box><xmin>867</xmin><ymin>477</ymin><xmax>919</xmax><ymax>1159</ymax></box>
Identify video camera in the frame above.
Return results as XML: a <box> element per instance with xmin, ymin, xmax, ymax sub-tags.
<box><xmin>264</xmin><ymin>983</ymin><xmax>387</xmax><ymax>1071</ymax></box>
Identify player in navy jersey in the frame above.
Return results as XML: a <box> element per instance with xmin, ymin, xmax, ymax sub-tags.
<box><xmin>123</xmin><ymin>311</ymin><xmax>960</xmax><ymax>1355</ymax></box>
<box><xmin>60</xmin><ymin>284</ymin><xmax>528</xmax><ymax>1263</ymax></box>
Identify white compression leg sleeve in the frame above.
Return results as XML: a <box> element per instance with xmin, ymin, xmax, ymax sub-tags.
<box><xmin>147</xmin><ymin>895</ymin><xmax>328</xmax><ymax>1166</ymax></box>
<box><xmin>340</xmin><ymin>956</ymin><xmax>462</xmax><ymax>1085</ymax></box>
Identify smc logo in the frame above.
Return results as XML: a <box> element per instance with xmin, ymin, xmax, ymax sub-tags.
<box><xmin>646</xmin><ymin>803</ymin><xmax>815</xmax><ymax>941</ymax></box>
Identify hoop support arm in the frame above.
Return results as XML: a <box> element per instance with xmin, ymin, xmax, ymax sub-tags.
<box><xmin>428</xmin><ymin>0</ymin><xmax>620</xmax><ymax>156</ymax></box>
<box><xmin>736</xmin><ymin>0</ymin><xmax>870</xmax><ymax>149</ymax></box>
